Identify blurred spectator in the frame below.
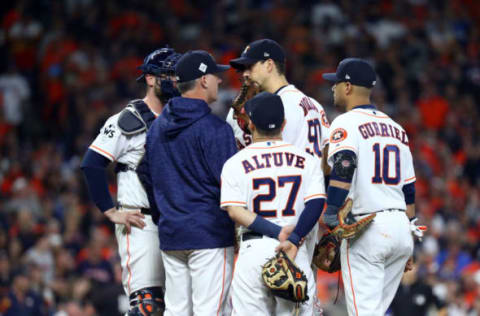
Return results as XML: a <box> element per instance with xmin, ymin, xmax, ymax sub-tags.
<box><xmin>0</xmin><ymin>0</ymin><xmax>478</xmax><ymax>313</ymax></box>
<box><xmin>0</xmin><ymin>269</ymin><xmax>45</xmax><ymax>316</ymax></box>
<box><xmin>390</xmin><ymin>264</ymin><xmax>447</xmax><ymax>315</ymax></box>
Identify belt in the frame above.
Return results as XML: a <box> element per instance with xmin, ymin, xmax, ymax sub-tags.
<box><xmin>242</xmin><ymin>232</ymin><xmax>263</xmax><ymax>241</ymax></box>
<box><xmin>140</xmin><ymin>208</ymin><xmax>151</xmax><ymax>215</ymax></box>
<box><xmin>355</xmin><ymin>208</ymin><xmax>405</xmax><ymax>217</ymax></box>
<box><xmin>117</xmin><ymin>204</ymin><xmax>151</xmax><ymax>215</ymax></box>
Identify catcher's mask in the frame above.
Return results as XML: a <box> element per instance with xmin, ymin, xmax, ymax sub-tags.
<box><xmin>136</xmin><ymin>47</ymin><xmax>180</xmax><ymax>82</ymax></box>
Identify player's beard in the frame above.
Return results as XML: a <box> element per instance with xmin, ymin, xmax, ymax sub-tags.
<box><xmin>334</xmin><ymin>94</ymin><xmax>347</xmax><ymax>112</ymax></box>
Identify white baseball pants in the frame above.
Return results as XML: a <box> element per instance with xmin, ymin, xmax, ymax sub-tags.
<box><xmin>231</xmin><ymin>236</ymin><xmax>316</xmax><ymax>316</ymax></box>
<box><xmin>341</xmin><ymin>210</ymin><xmax>414</xmax><ymax>316</ymax></box>
<box><xmin>115</xmin><ymin>214</ymin><xmax>165</xmax><ymax>295</ymax></box>
<box><xmin>162</xmin><ymin>247</ymin><xmax>234</xmax><ymax>316</ymax></box>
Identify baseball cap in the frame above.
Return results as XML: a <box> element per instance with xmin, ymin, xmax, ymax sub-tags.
<box><xmin>322</xmin><ymin>58</ymin><xmax>377</xmax><ymax>88</ymax></box>
<box><xmin>245</xmin><ymin>92</ymin><xmax>284</xmax><ymax>131</ymax></box>
<box><xmin>136</xmin><ymin>47</ymin><xmax>177</xmax><ymax>82</ymax></box>
<box><xmin>230</xmin><ymin>39</ymin><xmax>286</xmax><ymax>70</ymax></box>
<box><xmin>175</xmin><ymin>50</ymin><xmax>230</xmax><ymax>83</ymax></box>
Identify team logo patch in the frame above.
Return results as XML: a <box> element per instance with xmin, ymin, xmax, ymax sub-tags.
<box><xmin>330</xmin><ymin>128</ymin><xmax>347</xmax><ymax>143</ymax></box>
<box><xmin>199</xmin><ymin>63</ymin><xmax>207</xmax><ymax>73</ymax></box>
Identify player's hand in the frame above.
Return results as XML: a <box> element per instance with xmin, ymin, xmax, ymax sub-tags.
<box><xmin>409</xmin><ymin>217</ymin><xmax>427</xmax><ymax>241</ymax></box>
<box><xmin>404</xmin><ymin>256</ymin><xmax>414</xmax><ymax>272</ymax></box>
<box><xmin>104</xmin><ymin>208</ymin><xmax>146</xmax><ymax>234</ymax></box>
<box><xmin>275</xmin><ymin>240</ymin><xmax>299</xmax><ymax>260</ymax></box>
<box><xmin>321</xmin><ymin>213</ymin><xmax>339</xmax><ymax>230</ymax></box>
<box><xmin>278</xmin><ymin>225</ymin><xmax>295</xmax><ymax>242</ymax></box>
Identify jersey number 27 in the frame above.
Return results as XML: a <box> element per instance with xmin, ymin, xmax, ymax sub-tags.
<box><xmin>252</xmin><ymin>176</ymin><xmax>301</xmax><ymax>217</ymax></box>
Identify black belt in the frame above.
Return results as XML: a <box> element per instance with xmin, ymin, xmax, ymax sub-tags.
<box><xmin>355</xmin><ymin>209</ymin><xmax>405</xmax><ymax>217</ymax></box>
<box><xmin>117</xmin><ymin>204</ymin><xmax>151</xmax><ymax>215</ymax></box>
<box><xmin>115</xmin><ymin>162</ymin><xmax>136</xmax><ymax>173</ymax></box>
<box><xmin>242</xmin><ymin>232</ymin><xmax>263</xmax><ymax>241</ymax></box>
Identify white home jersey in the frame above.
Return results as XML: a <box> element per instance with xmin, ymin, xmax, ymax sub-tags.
<box><xmin>227</xmin><ymin>85</ymin><xmax>330</xmax><ymax>158</ymax></box>
<box><xmin>220</xmin><ymin>140</ymin><xmax>325</xmax><ymax>228</ymax></box>
<box><xmin>327</xmin><ymin>106</ymin><xmax>416</xmax><ymax>214</ymax></box>
<box><xmin>89</xmin><ymin>113</ymin><xmax>150</xmax><ymax>208</ymax></box>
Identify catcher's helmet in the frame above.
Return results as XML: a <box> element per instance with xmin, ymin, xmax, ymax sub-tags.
<box><xmin>136</xmin><ymin>47</ymin><xmax>181</xmax><ymax>82</ymax></box>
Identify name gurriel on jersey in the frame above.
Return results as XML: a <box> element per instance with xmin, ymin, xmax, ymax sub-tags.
<box><xmin>358</xmin><ymin>121</ymin><xmax>409</xmax><ymax>146</ymax></box>
<box><xmin>242</xmin><ymin>152</ymin><xmax>306</xmax><ymax>174</ymax></box>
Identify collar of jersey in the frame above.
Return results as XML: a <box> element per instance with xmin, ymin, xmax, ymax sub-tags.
<box><xmin>247</xmin><ymin>140</ymin><xmax>290</xmax><ymax>149</ymax></box>
<box><xmin>352</xmin><ymin>104</ymin><xmax>376</xmax><ymax>110</ymax></box>
<box><xmin>274</xmin><ymin>84</ymin><xmax>293</xmax><ymax>95</ymax></box>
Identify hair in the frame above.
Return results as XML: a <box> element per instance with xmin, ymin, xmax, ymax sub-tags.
<box><xmin>256</xmin><ymin>125</ymin><xmax>283</xmax><ymax>137</ymax></box>
<box><xmin>258</xmin><ymin>60</ymin><xmax>286</xmax><ymax>76</ymax></box>
<box><xmin>177</xmin><ymin>79</ymin><xmax>197</xmax><ymax>94</ymax></box>
<box><xmin>353</xmin><ymin>85</ymin><xmax>372</xmax><ymax>97</ymax></box>
<box><xmin>273</xmin><ymin>60</ymin><xmax>286</xmax><ymax>76</ymax></box>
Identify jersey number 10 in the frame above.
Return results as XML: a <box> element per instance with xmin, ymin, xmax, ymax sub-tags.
<box><xmin>371</xmin><ymin>143</ymin><xmax>400</xmax><ymax>185</ymax></box>
<box><xmin>252</xmin><ymin>176</ymin><xmax>301</xmax><ymax>217</ymax></box>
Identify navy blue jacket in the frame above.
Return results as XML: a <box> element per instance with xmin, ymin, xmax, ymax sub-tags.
<box><xmin>145</xmin><ymin>97</ymin><xmax>237</xmax><ymax>250</ymax></box>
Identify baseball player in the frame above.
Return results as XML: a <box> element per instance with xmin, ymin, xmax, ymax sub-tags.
<box><xmin>321</xmin><ymin>58</ymin><xmax>425</xmax><ymax>316</ymax></box>
<box><xmin>229</xmin><ymin>39</ymin><xmax>330</xmax><ymax>308</ymax></box>
<box><xmin>221</xmin><ymin>92</ymin><xmax>326</xmax><ymax>315</ymax></box>
<box><xmin>80</xmin><ymin>47</ymin><xmax>181</xmax><ymax>316</ymax></box>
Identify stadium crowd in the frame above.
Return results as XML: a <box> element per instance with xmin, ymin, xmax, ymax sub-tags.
<box><xmin>0</xmin><ymin>0</ymin><xmax>479</xmax><ymax>315</ymax></box>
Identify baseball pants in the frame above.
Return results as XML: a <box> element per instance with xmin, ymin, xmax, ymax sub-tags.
<box><xmin>115</xmin><ymin>213</ymin><xmax>165</xmax><ymax>295</ymax></box>
<box><xmin>162</xmin><ymin>247</ymin><xmax>234</xmax><ymax>316</ymax></box>
<box><xmin>231</xmin><ymin>236</ymin><xmax>316</xmax><ymax>316</ymax></box>
<box><xmin>340</xmin><ymin>210</ymin><xmax>413</xmax><ymax>316</ymax></box>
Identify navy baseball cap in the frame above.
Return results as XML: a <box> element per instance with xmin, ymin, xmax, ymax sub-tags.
<box><xmin>322</xmin><ymin>58</ymin><xmax>377</xmax><ymax>88</ymax></box>
<box><xmin>175</xmin><ymin>50</ymin><xmax>230</xmax><ymax>83</ymax></box>
<box><xmin>245</xmin><ymin>92</ymin><xmax>284</xmax><ymax>131</ymax></box>
<box><xmin>137</xmin><ymin>47</ymin><xmax>177</xmax><ymax>82</ymax></box>
<box><xmin>230</xmin><ymin>39</ymin><xmax>286</xmax><ymax>70</ymax></box>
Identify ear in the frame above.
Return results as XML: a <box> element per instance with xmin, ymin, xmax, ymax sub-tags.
<box><xmin>266</xmin><ymin>59</ymin><xmax>274</xmax><ymax>73</ymax></box>
<box><xmin>200</xmin><ymin>75</ymin><xmax>208</xmax><ymax>89</ymax></box>
<box><xmin>345</xmin><ymin>82</ymin><xmax>353</xmax><ymax>96</ymax></box>
<box><xmin>145</xmin><ymin>74</ymin><xmax>156</xmax><ymax>87</ymax></box>
<box><xmin>248</xmin><ymin>120</ymin><xmax>256</xmax><ymax>133</ymax></box>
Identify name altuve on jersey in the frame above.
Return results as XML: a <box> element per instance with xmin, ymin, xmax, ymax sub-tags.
<box><xmin>242</xmin><ymin>152</ymin><xmax>305</xmax><ymax>174</ymax></box>
<box><xmin>358</xmin><ymin>121</ymin><xmax>409</xmax><ymax>146</ymax></box>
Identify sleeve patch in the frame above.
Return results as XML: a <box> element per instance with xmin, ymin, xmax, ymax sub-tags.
<box><xmin>330</xmin><ymin>128</ymin><xmax>348</xmax><ymax>143</ymax></box>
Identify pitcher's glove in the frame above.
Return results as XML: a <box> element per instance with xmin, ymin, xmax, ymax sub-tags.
<box><xmin>315</xmin><ymin>199</ymin><xmax>376</xmax><ymax>272</ymax></box>
<box><xmin>262</xmin><ymin>251</ymin><xmax>309</xmax><ymax>303</ymax></box>
<box><xmin>231</xmin><ymin>79</ymin><xmax>259</xmax><ymax>134</ymax></box>
<box><xmin>312</xmin><ymin>232</ymin><xmax>341</xmax><ymax>273</ymax></box>
<box><xmin>322</xmin><ymin>199</ymin><xmax>376</xmax><ymax>240</ymax></box>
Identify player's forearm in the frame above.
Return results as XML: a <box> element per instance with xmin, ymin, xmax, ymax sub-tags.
<box><xmin>288</xmin><ymin>198</ymin><xmax>325</xmax><ymax>246</ymax></box>
<box><xmin>80</xmin><ymin>149</ymin><xmax>114</xmax><ymax>212</ymax></box>
<box><xmin>406</xmin><ymin>204</ymin><xmax>415</xmax><ymax>219</ymax></box>
<box><xmin>226</xmin><ymin>206</ymin><xmax>281</xmax><ymax>239</ymax></box>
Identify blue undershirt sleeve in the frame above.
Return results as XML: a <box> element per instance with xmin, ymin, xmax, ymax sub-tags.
<box><xmin>287</xmin><ymin>198</ymin><xmax>325</xmax><ymax>246</ymax></box>
<box><xmin>248</xmin><ymin>216</ymin><xmax>282</xmax><ymax>239</ymax></box>
<box><xmin>80</xmin><ymin>149</ymin><xmax>114</xmax><ymax>212</ymax></box>
<box><xmin>402</xmin><ymin>182</ymin><xmax>416</xmax><ymax>205</ymax></box>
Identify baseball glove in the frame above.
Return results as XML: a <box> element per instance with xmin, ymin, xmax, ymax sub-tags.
<box><xmin>329</xmin><ymin>199</ymin><xmax>376</xmax><ymax>240</ymax></box>
<box><xmin>312</xmin><ymin>232</ymin><xmax>341</xmax><ymax>273</ymax></box>
<box><xmin>262</xmin><ymin>251</ymin><xmax>309</xmax><ymax>303</ymax></box>
<box><xmin>231</xmin><ymin>79</ymin><xmax>259</xmax><ymax>134</ymax></box>
<box><xmin>314</xmin><ymin>199</ymin><xmax>376</xmax><ymax>272</ymax></box>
